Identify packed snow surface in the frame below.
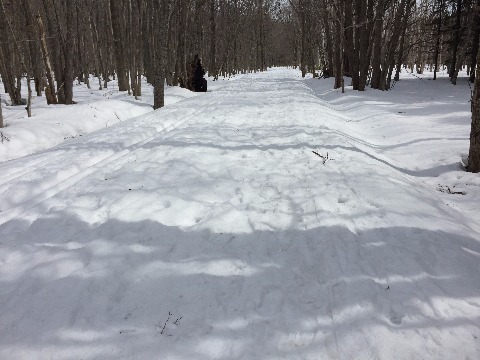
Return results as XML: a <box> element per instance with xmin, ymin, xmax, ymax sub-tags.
<box><xmin>0</xmin><ymin>68</ymin><xmax>479</xmax><ymax>359</ymax></box>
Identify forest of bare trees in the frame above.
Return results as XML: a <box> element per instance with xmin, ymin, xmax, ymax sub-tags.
<box><xmin>0</xmin><ymin>0</ymin><xmax>287</xmax><ymax>111</ymax></box>
<box><xmin>288</xmin><ymin>0</ymin><xmax>479</xmax><ymax>89</ymax></box>
<box><xmin>0</xmin><ymin>0</ymin><xmax>479</xmax><ymax>170</ymax></box>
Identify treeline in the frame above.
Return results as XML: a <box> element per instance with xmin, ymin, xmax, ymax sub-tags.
<box><xmin>290</xmin><ymin>0</ymin><xmax>480</xmax><ymax>90</ymax></box>
<box><xmin>1</xmin><ymin>0</ymin><xmax>479</xmax><ymax>114</ymax></box>
<box><xmin>0</xmin><ymin>0</ymin><xmax>290</xmax><ymax>118</ymax></box>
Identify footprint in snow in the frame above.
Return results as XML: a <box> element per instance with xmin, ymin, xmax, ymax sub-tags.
<box><xmin>389</xmin><ymin>309</ymin><xmax>404</xmax><ymax>325</ymax></box>
<box><xmin>337</xmin><ymin>197</ymin><xmax>349</xmax><ymax>204</ymax></box>
<box><xmin>235</xmin><ymin>187</ymin><xmax>243</xmax><ymax>203</ymax></box>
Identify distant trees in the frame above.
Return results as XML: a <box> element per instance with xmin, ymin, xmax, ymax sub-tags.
<box><xmin>0</xmin><ymin>0</ymin><xmax>478</xmax><ymax>103</ymax></box>
<box><xmin>0</xmin><ymin>0</ymin><xmax>287</xmax><ymax>112</ymax></box>
<box><xmin>288</xmin><ymin>0</ymin><xmax>478</xmax><ymax>90</ymax></box>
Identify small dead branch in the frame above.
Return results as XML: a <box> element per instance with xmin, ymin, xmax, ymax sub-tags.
<box><xmin>173</xmin><ymin>316</ymin><xmax>183</xmax><ymax>326</ymax></box>
<box><xmin>437</xmin><ymin>184</ymin><xmax>466</xmax><ymax>195</ymax></box>
<box><xmin>157</xmin><ymin>312</ymin><xmax>182</xmax><ymax>336</ymax></box>
<box><xmin>64</xmin><ymin>134</ymin><xmax>83</xmax><ymax>140</ymax></box>
<box><xmin>312</xmin><ymin>151</ymin><xmax>334</xmax><ymax>165</ymax></box>
<box><xmin>160</xmin><ymin>311</ymin><xmax>172</xmax><ymax>334</ymax></box>
<box><xmin>0</xmin><ymin>132</ymin><xmax>10</xmax><ymax>143</ymax></box>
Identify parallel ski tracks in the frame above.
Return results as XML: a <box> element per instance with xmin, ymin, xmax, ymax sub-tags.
<box><xmin>0</xmin><ymin>150</ymin><xmax>68</xmax><ymax>187</ymax></box>
<box><xmin>0</xmin><ymin>96</ymin><xmax>219</xmax><ymax>225</ymax></box>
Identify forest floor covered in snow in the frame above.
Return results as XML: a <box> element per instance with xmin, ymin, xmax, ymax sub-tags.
<box><xmin>0</xmin><ymin>68</ymin><xmax>479</xmax><ymax>359</ymax></box>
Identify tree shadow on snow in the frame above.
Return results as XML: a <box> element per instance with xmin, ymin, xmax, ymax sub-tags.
<box><xmin>0</xmin><ymin>213</ymin><xmax>479</xmax><ymax>359</ymax></box>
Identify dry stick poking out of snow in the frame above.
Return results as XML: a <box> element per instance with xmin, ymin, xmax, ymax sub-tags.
<box><xmin>0</xmin><ymin>132</ymin><xmax>9</xmax><ymax>143</ymax></box>
<box><xmin>312</xmin><ymin>150</ymin><xmax>334</xmax><ymax>164</ymax></box>
<box><xmin>437</xmin><ymin>184</ymin><xmax>466</xmax><ymax>195</ymax></box>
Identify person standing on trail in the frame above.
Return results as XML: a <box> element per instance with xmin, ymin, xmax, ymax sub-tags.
<box><xmin>192</xmin><ymin>55</ymin><xmax>207</xmax><ymax>92</ymax></box>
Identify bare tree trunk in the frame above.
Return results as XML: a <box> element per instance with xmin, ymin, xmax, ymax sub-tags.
<box><xmin>341</xmin><ymin>17</ymin><xmax>345</xmax><ymax>94</ymax></box>
<box><xmin>34</xmin><ymin>78</ymin><xmax>42</xmax><ymax>97</ymax></box>
<box><xmin>344</xmin><ymin>1</ymin><xmax>358</xmax><ymax>88</ymax></box>
<box><xmin>469</xmin><ymin>0</ymin><xmax>480</xmax><ymax>83</ymax></box>
<box><xmin>153</xmin><ymin>0</ymin><xmax>171</xmax><ymax>109</ymax></box>
<box><xmin>261</xmin><ymin>1</ymin><xmax>266</xmax><ymax>71</ymax></box>
<box><xmin>209</xmin><ymin>0</ymin><xmax>217</xmax><ymax>79</ymax></box>
<box><xmin>0</xmin><ymin>93</ymin><xmax>3</xmax><ymax>128</ymax></box>
<box><xmin>0</xmin><ymin>0</ymin><xmax>25</xmax><ymax>105</ymax></box>
<box><xmin>36</xmin><ymin>13</ymin><xmax>57</xmax><ymax>104</ymax></box>
<box><xmin>394</xmin><ymin>24</ymin><xmax>407</xmax><ymax>82</ymax></box>
<box><xmin>135</xmin><ymin>0</ymin><xmax>143</xmax><ymax>97</ymax></box>
<box><xmin>257</xmin><ymin>0</ymin><xmax>266</xmax><ymax>71</ymax></box>
<box><xmin>27</xmin><ymin>77</ymin><xmax>32</xmax><ymax>117</ymax></box>
<box><xmin>357</xmin><ymin>0</ymin><xmax>368</xmax><ymax>91</ymax></box>
<box><xmin>450</xmin><ymin>0</ymin><xmax>463</xmax><ymax>83</ymax></box>
<box><xmin>175</xmin><ymin>0</ymin><xmax>188</xmax><ymax>87</ymax></box>
<box><xmin>127</xmin><ymin>0</ymin><xmax>136</xmax><ymax>96</ymax></box>
<box><xmin>164</xmin><ymin>5</ymin><xmax>176</xmax><ymax>86</ymax></box>
<box><xmin>452</xmin><ymin>53</ymin><xmax>466</xmax><ymax>85</ymax></box>
<box><xmin>333</xmin><ymin>4</ymin><xmax>343</xmax><ymax>89</ymax></box>
<box><xmin>384</xmin><ymin>0</ymin><xmax>412</xmax><ymax>90</ymax></box>
<box><xmin>91</xmin><ymin>6</ymin><xmax>105</xmax><ymax>90</ymax></box>
<box><xmin>468</xmin><ymin>45</ymin><xmax>480</xmax><ymax>172</ymax></box>
<box><xmin>22</xmin><ymin>0</ymin><xmax>43</xmax><ymax>97</ymax></box>
<box><xmin>323</xmin><ymin>5</ymin><xmax>334</xmax><ymax>77</ymax></box>
<box><xmin>299</xmin><ymin>0</ymin><xmax>307</xmax><ymax>77</ymax></box>
<box><xmin>433</xmin><ymin>0</ymin><xmax>444</xmax><ymax>80</ymax></box>
<box><xmin>110</xmin><ymin>0</ymin><xmax>129</xmax><ymax>91</ymax></box>
<box><xmin>0</xmin><ymin>38</ymin><xmax>21</xmax><ymax>105</ymax></box>
<box><xmin>370</xmin><ymin>0</ymin><xmax>384</xmax><ymax>89</ymax></box>
<box><xmin>64</xmin><ymin>0</ymin><xmax>75</xmax><ymax>104</ymax></box>
<box><xmin>0</xmin><ymin>45</ymin><xmax>8</xmax><ymax>95</ymax></box>
<box><xmin>392</xmin><ymin>1</ymin><xmax>413</xmax><ymax>84</ymax></box>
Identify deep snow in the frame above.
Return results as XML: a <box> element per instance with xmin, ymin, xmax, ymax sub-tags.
<box><xmin>0</xmin><ymin>68</ymin><xmax>479</xmax><ymax>359</ymax></box>
<box><xmin>0</xmin><ymin>77</ymin><xmax>203</xmax><ymax>163</ymax></box>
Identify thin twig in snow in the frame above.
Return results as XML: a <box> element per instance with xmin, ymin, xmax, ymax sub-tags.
<box><xmin>0</xmin><ymin>132</ymin><xmax>10</xmax><ymax>143</ymax></box>
<box><xmin>160</xmin><ymin>311</ymin><xmax>172</xmax><ymax>335</ymax></box>
<box><xmin>312</xmin><ymin>151</ymin><xmax>330</xmax><ymax>164</ymax></box>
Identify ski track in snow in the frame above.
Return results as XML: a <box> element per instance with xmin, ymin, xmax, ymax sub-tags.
<box><xmin>0</xmin><ymin>68</ymin><xmax>479</xmax><ymax>359</ymax></box>
<box><xmin>0</xmin><ymin>95</ymin><xmax>220</xmax><ymax>225</ymax></box>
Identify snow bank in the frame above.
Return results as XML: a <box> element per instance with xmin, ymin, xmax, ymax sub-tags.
<box><xmin>0</xmin><ymin>75</ymin><xmax>235</xmax><ymax>163</ymax></box>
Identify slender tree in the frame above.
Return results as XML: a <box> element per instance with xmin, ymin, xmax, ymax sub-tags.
<box><xmin>64</xmin><ymin>0</ymin><xmax>75</xmax><ymax>104</ymax></box>
<box><xmin>110</xmin><ymin>0</ymin><xmax>129</xmax><ymax>91</ymax></box>
<box><xmin>0</xmin><ymin>93</ymin><xmax>3</xmax><ymax>128</ymax></box>
<box><xmin>469</xmin><ymin>0</ymin><xmax>480</xmax><ymax>82</ymax></box>
<box><xmin>371</xmin><ymin>0</ymin><xmax>385</xmax><ymax>89</ymax></box>
<box><xmin>468</xmin><ymin>25</ymin><xmax>480</xmax><ymax>171</ymax></box>
<box><xmin>433</xmin><ymin>0</ymin><xmax>444</xmax><ymax>80</ymax></box>
<box><xmin>153</xmin><ymin>0</ymin><xmax>172</xmax><ymax>109</ymax></box>
<box><xmin>209</xmin><ymin>0</ymin><xmax>217</xmax><ymax>79</ymax></box>
<box><xmin>36</xmin><ymin>12</ymin><xmax>58</xmax><ymax>104</ymax></box>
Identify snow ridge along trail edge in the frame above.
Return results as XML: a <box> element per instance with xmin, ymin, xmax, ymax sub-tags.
<box><xmin>0</xmin><ymin>95</ymin><xmax>218</xmax><ymax>225</ymax></box>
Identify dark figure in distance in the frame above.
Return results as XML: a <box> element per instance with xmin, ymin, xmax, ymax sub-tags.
<box><xmin>191</xmin><ymin>55</ymin><xmax>207</xmax><ymax>92</ymax></box>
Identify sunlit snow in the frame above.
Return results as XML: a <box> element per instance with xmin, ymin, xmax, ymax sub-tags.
<box><xmin>0</xmin><ymin>68</ymin><xmax>479</xmax><ymax>359</ymax></box>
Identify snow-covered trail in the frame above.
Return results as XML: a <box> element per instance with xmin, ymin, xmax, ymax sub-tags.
<box><xmin>0</xmin><ymin>68</ymin><xmax>479</xmax><ymax>359</ymax></box>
